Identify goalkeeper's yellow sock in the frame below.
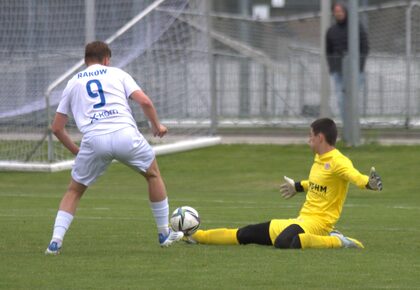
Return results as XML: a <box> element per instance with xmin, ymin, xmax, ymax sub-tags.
<box><xmin>298</xmin><ymin>233</ymin><xmax>342</xmax><ymax>249</ymax></box>
<box><xmin>192</xmin><ymin>228</ymin><xmax>239</xmax><ymax>245</ymax></box>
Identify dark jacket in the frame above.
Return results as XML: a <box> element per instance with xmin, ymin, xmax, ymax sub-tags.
<box><xmin>326</xmin><ymin>18</ymin><xmax>369</xmax><ymax>74</ymax></box>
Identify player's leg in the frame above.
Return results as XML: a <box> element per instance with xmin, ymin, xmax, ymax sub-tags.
<box><xmin>143</xmin><ymin>159</ymin><xmax>167</xmax><ymax>202</ymax></box>
<box><xmin>273</xmin><ymin>224</ymin><xmax>305</xmax><ymax>249</ymax></box>
<box><xmin>298</xmin><ymin>233</ymin><xmax>344</xmax><ymax>249</ymax></box>
<box><xmin>45</xmin><ymin>179</ymin><xmax>87</xmax><ymax>255</ymax></box>
<box><xmin>236</xmin><ymin>221</ymin><xmax>272</xmax><ymax>245</ymax></box>
<box><xmin>331</xmin><ymin>72</ymin><xmax>345</xmax><ymax>120</ymax></box>
<box><xmin>116</xmin><ymin>127</ymin><xmax>183</xmax><ymax>246</ymax></box>
<box><xmin>57</xmin><ymin>179</ymin><xmax>87</xmax><ymax>214</ymax></box>
<box><xmin>143</xmin><ymin>159</ymin><xmax>183</xmax><ymax>246</ymax></box>
<box><xmin>329</xmin><ymin>230</ymin><xmax>364</xmax><ymax>248</ymax></box>
<box><xmin>191</xmin><ymin>221</ymin><xmax>272</xmax><ymax>246</ymax></box>
<box><xmin>45</xmin><ymin>134</ymin><xmax>111</xmax><ymax>255</ymax></box>
<box><xmin>192</xmin><ymin>228</ymin><xmax>239</xmax><ymax>245</ymax></box>
<box><xmin>298</xmin><ymin>231</ymin><xmax>364</xmax><ymax>249</ymax></box>
<box><xmin>271</xmin><ymin>218</ymin><xmax>358</xmax><ymax>250</ymax></box>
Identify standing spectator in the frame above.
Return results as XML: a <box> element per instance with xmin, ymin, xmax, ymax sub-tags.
<box><xmin>326</xmin><ymin>2</ymin><xmax>369</xmax><ymax>120</ymax></box>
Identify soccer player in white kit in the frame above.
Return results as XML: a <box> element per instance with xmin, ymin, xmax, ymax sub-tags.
<box><xmin>45</xmin><ymin>41</ymin><xmax>183</xmax><ymax>255</ymax></box>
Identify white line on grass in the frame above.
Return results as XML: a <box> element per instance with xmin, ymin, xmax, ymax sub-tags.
<box><xmin>2</xmin><ymin>194</ymin><xmax>419</xmax><ymax>210</ymax></box>
<box><xmin>0</xmin><ymin>214</ymin><xmax>283</xmax><ymax>228</ymax></box>
<box><xmin>0</xmin><ymin>214</ymin><xmax>148</xmax><ymax>221</ymax></box>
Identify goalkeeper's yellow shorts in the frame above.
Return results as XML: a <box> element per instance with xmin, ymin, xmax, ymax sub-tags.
<box><xmin>268</xmin><ymin>217</ymin><xmax>330</xmax><ymax>244</ymax></box>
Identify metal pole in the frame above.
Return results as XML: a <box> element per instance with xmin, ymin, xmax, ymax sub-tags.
<box><xmin>261</xmin><ymin>65</ymin><xmax>268</xmax><ymax>117</ymax></box>
<box><xmin>238</xmin><ymin>0</ymin><xmax>251</xmax><ymax>117</ymax></box>
<box><xmin>405</xmin><ymin>3</ymin><xmax>413</xmax><ymax>128</ymax></box>
<box><xmin>85</xmin><ymin>0</ymin><xmax>96</xmax><ymax>43</ymax></box>
<box><xmin>320</xmin><ymin>0</ymin><xmax>331</xmax><ymax>118</ymax></box>
<box><xmin>299</xmin><ymin>61</ymin><xmax>305</xmax><ymax>114</ymax></box>
<box><xmin>345</xmin><ymin>0</ymin><xmax>361</xmax><ymax>146</ymax></box>
<box><xmin>284</xmin><ymin>57</ymin><xmax>291</xmax><ymax>116</ymax></box>
<box><xmin>206</xmin><ymin>0</ymin><xmax>217</xmax><ymax>134</ymax></box>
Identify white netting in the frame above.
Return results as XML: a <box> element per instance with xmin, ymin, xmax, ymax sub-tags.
<box><xmin>2</xmin><ymin>1</ymin><xmax>420</xmax><ymax>169</ymax></box>
<box><xmin>209</xmin><ymin>3</ymin><xmax>420</xmax><ymax>122</ymax></box>
<box><xmin>0</xmin><ymin>0</ymin><xmax>218</xmax><ymax>168</ymax></box>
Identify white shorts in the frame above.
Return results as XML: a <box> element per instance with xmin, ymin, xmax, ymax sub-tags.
<box><xmin>72</xmin><ymin>126</ymin><xmax>155</xmax><ymax>186</ymax></box>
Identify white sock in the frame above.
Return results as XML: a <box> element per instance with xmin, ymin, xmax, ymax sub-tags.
<box><xmin>50</xmin><ymin>210</ymin><xmax>74</xmax><ymax>247</ymax></box>
<box><xmin>150</xmin><ymin>198</ymin><xmax>169</xmax><ymax>236</ymax></box>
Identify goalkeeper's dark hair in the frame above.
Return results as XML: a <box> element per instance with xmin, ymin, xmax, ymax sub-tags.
<box><xmin>311</xmin><ymin>118</ymin><xmax>337</xmax><ymax>146</ymax></box>
<box><xmin>85</xmin><ymin>41</ymin><xmax>112</xmax><ymax>64</ymax></box>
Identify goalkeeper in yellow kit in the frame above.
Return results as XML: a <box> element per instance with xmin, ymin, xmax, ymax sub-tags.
<box><xmin>189</xmin><ymin>118</ymin><xmax>383</xmax><ymax>249</ymax></box>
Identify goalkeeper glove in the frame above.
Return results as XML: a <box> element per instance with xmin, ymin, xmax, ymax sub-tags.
<box><xmin>280</xmin><ymin>176</ymin><xmax>297</xmax><ymax>199</ymax></box>
<box><xmin>366</xmin><ymin>167</ymin><xmax>383</xmax><ymax>191</ymax></box>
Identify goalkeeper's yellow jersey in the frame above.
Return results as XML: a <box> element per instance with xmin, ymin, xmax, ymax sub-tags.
<box><xmin>298</xmin><ymin>148</ymin><xmax>369</xmax><ymax>230</ymax></box>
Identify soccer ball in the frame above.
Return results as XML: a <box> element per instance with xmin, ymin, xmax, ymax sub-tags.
<box><xmin>170</xmin><ymin>206</ymin><xmax>200</xmax><ymax>236</ymax></box>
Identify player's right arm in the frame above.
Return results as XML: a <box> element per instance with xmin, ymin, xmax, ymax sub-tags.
<box><xmin>280</xmin><ymin>176</ymin><xmax>308</xmax><ymax>199</ymax></box>
<box><xmin>130</xmin><ymin>90</ymin><xmax>167</xmax><ymax>138</ymax></box>
<box><xmin>51</xmin><ymin>112</ymin><xmax>79</xmax><ymax>155</ymax></box>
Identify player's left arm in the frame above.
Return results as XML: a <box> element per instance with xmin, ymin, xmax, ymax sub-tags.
<box><xmin>123</xmin><ymin>72</ymin><xmax>167</xmax><ymax>138</ymax></box>
<box><xmin>334</xmin><ymin>158</ymin><xmax>382</xmax><ymax>191</ymax></box>
<box><xmin>51</xmin><ymin>112</ymin><xmax>79</xmax><ymax>155</ymax></box>
<box><xmin>366</xmin><ymin>167</ymin><xmax>383</xmax><ymax>191</ymax></box>
<box><xmin>130</xmin><ymin>90</ymin><xmax>167</xmax><ymax>138</ymax></box>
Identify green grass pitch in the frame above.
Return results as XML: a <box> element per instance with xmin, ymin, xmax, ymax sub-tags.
<box><xmin>0</xmin><ymin>144</ymin><xmax>419</xmax><ymax>289</ymax></box>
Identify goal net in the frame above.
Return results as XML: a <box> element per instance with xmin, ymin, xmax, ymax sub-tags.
<box><xmin>0</xmin><ymin>0</ymin><xmax>220</xmax><ymax>171</ymax></box>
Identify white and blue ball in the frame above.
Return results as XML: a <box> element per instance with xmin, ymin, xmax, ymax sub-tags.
<box><xmin>170</xmin><ymin>206</ymin><xmax>200</xmax><ymax>236</ymax></box>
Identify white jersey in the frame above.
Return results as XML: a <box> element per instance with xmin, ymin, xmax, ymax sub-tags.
<box><xmin>57</xmin><ymin>64</ymin><xmax>140</xmax><ymax>137</ymax></box>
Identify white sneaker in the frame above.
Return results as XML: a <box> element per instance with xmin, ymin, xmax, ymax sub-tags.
<box><xmin>159</xmin><ymin>230</ymin><xmax>184</xmax><ymax>247</ymax></box>
<box><xmin>330</xmin><ymin>231</ymin><xmax>364</xmax><ymax>249</ymax></box>
<box><xmin>45</xmin><ymin>241</ymin><xmax>62</xmax><ymax>255</ymax></box>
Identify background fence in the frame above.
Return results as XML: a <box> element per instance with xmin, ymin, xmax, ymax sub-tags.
<box><xmin>1</xmin><ymin>0</ymin><xmax>420</xmax><ymax>163</ymax></box>
<box><xmin>209</xmin><ymin>1</ymin><xmax>420</xmax><ymax>126</ymax></box>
